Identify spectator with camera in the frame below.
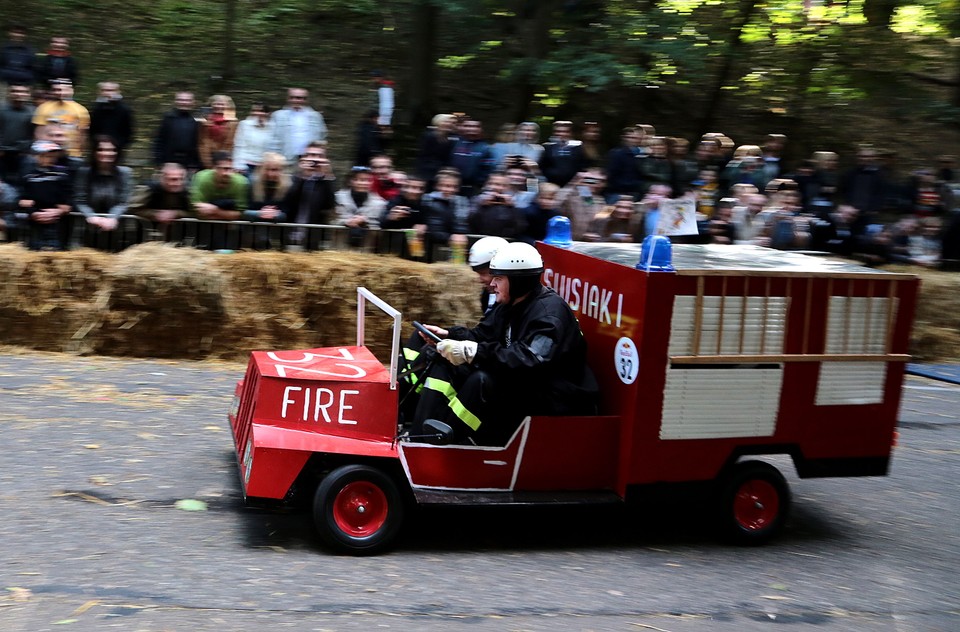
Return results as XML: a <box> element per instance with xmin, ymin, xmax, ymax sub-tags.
<box><xmin>380</xmin><ymin>175</ymin><xmax>427</xmax><ymax>230</ymax></box>
<box><xmin>493</xmin><ymin>121</ymin><xmax>543</xmax><ymax>169</ymax></box>
<box><xmin>503</xmin><ymin>158</ymin><xmax>539</xmax><ymax>209</ymax></box>
<box><xmin>731</xmin><ymin>192</ymin><xmax>768</xmax><ymax>246</ymax></box>
<box><xmin>281</xmin><ymin>146</ymin><xmax>336</xmax><ymax>248</ymax></box>
<box><xmin>557</xmin><ymin>169</ymin><xmax>607</xmax><ymax>241</ymax></box>
<box><xmin>469</xmin><ymin>171</ymin><xmax>527</xmax><ymax>239</ymax></box>
<box><xmin>521</xmin><ymin>182</ymin><xmax>562</xmax><ymax>244</ymax></box>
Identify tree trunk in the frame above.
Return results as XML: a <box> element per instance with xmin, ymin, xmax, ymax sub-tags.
<box><xmin>407</xmin><ymin>0</ymin><xmax>437</xmax><ymax>130</ymax></box>
<box><xmin>862</xmin><ymin>0</ymin><xmax>900</xmax><ymax>29</ymax></box>
<box><xmin>513</xmin><ymin>0</ymin><xmax>558</xmax><ymax>122</ymax></box>
<box><xmin>698</xmin><ymin>0</ymin><xmax>760</xmax><ymax>136</ymax></box>
<box><xmin>221</xmin><ymin>0</ymin><xmax>237</xmax><ymax>82</ymax></box>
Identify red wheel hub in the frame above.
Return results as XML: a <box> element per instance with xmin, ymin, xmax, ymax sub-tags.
<box><xmin>733</xmin><ymin>479</ymin><xmax>780</xmax><ymax>532</ymax></box>
<box><xmin>333</xmin><ymin>481</ymin><xmax>389</xmax><ymax>537</ymax></box>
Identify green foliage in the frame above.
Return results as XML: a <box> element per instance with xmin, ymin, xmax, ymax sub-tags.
<box><xmin>0</xmin><ymin>0</ymin><xmax>955</xmax><ymax>164</ymax></box>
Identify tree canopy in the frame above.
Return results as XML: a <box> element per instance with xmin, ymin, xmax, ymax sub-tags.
<box><xmin>4</xmin><ymin>0</ymin><xmax>958</xmax><ymax>167</ymax></box>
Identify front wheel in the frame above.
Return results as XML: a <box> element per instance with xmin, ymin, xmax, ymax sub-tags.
<box><xmin>716</xmin><ymin>460</ymin><xmax>790</xmax><ymax>545</ymax></box>
<box><xmin>314</xmin><ymin>464</ymin><xmax>404</xmax><ymax>555</ymax></box>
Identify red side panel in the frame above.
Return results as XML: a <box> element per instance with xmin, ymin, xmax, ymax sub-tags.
<box><xmin>400</xmin><ymin>422</ymin><xmax>528</xmax><ymax>491</ymax></box>
<box><xmin>399</xmin><ymin>416</ymin><xmax>621</xmax><ymax>492</ymax></box>
<box><xmin>513</xmin><ymin>416</ymin><xmax>620</xmax><ymax>490</ymax></box>
<box><xmin>243</xmin><ymin>446</ymin><xmax>311</xmax><ymax>499</ymax></box>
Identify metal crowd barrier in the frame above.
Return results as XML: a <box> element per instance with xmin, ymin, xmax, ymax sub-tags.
<box><xmin>1</xmin><ymin>212</ymin><xmax>478</xmax><ymax>263</ymax></box>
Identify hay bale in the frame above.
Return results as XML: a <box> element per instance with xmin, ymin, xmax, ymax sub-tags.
<box><xmin>1</xmin><ymin>244</ymin><xmax>957</xmax><ymax>364</ymax></box>
<box><xmin>884</xmin><ymin>265</ymin><xmax>960</xmax><ymax>362</ymax></box>
<box><xmin>207</xmin><ymin>250</ymin><xmax>479</xmax><ymax>361</ymax></box>
<box><xmin>0</xmin><ymin>244</ymin><xmax>106</xmax><ymax>351</ymax></box>
<box><xmin>93</xmin><ymin>243</ymin><xmax>226</xmax><ymax>358</ymax></box>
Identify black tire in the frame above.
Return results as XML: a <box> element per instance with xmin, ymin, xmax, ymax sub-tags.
<box><xmin>716</xmin><ymin>460</ymin><xmax>790</xmax><ymax>545</ymax></box>
<box><xmin>314</xmin><ymin>464</ymin><xmax>404</xmax><ymax>555</ymax></box>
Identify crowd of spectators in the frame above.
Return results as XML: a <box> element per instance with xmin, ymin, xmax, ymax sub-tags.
<box><xmin>1</xmin><ymin>25</ymin><xmax>958</xmax><ymax>268</ymax></box>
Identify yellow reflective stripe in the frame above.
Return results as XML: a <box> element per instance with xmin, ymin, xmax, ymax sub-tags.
<box><xmin>423</xmin><ymin>377</ymin><xmax>482</xmax><ymax>431</ymax></box>
<box><xmin>402</xmin><ymin>347</ymin><xmax>423</xmax><ymax>388</ymax></box>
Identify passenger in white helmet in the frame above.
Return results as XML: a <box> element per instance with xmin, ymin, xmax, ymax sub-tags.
<box><xmin>468</xmin><ymin>235</ymin><xmax>509</xmax><ymax>313</ymax></box>
<box><xmin>397</xmin><ymin>235</ymin><xmax>509</xmax><ymax>423</ymax></box>
<box><xmin>412</xmin><ymin>241</ymin><xmax>598</xmax><ymax>445</ymax></box>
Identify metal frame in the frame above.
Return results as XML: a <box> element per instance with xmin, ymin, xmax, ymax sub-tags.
<box><xmin>356</xmin><ymin>287</ymin><xmax>402</xmax><ymax>391</ymax></box>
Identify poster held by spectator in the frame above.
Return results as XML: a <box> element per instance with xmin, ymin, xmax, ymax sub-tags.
<box><xmin>656</xmin><ymin>198</ymin><xmax>699</xmax><ymax>236</ymax></box>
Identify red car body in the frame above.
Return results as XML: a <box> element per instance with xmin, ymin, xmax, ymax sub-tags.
<box><xmin>228</xmin><ymin>242</ymin><xmax>919</xmax><ymax>553</ymax></box>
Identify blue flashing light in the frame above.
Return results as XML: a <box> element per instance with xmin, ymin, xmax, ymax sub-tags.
<box><xmin>544</xmin><ymin>215</ymin><xmax>573</xmax><ymax>248</ymax></box>
<box><xmin>637</xmin><ymin>234</ymin><xmax>675</xmax><ymax>272</ymax></box>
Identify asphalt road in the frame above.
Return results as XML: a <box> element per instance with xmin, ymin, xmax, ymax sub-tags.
<box><xmin>0</xmin><ymin>352</ymin><xmax>957</xmax><ymax>632</ymax></box>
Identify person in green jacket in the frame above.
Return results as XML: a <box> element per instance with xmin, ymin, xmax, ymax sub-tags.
<box><xmin>191</xmin><ymin>150</ymin><xmax>248</xmax><ymax>220</ymax></box>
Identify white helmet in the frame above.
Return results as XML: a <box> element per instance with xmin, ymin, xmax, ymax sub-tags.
<box><xmin>468</xmin><ymin>236</ymin><xmax>509</xmax><ymax>270</ymax></box>
<box><xmin>488</xmin><ymin>242</ymin><xmax>544</xmax><ymax>277</ymax></box>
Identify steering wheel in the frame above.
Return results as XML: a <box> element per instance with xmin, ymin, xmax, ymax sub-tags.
<box><xmin>412</xmin><ymin>321</ymin><xmax>442</xmax><ymax>344</ymax></box>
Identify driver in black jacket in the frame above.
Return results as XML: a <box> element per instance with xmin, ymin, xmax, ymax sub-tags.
<box><xmin>412</xmin><ymin>242</ymin><xmax>598</xmax><ymax>445</ymax></box>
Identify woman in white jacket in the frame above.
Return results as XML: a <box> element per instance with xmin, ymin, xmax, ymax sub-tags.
<box><xmin>232</xmin><ymin>103</ymin><xmax>273</xmax><ymax>176</ymax></box>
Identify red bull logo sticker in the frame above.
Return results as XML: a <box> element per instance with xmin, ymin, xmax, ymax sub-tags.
<box><xmin>615</xmin><ymin>337</ymin><xmax>639</xmax><ymax>385</ymax></box>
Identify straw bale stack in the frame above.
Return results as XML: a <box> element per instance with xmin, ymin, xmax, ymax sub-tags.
<box><xmin>887</xmin><ymin>265</ymin><xmax>960</xmax><ymax>362</ymax></box>
<box><xmin>3</xmin><ymin>245</ymin><xmax>951</xmax><ymax>363</ymax></box>
<box><xmin>0</xmin><ymin>243</ymin><xmax>479</xmax><ymax>361</ymax></box>
<box><xmin>0</xmin><ymin>244</ymin><xmax>105</xmax><ymax>351</ymax></box>
<box><xmin>94</xmin><ymin>243</ymin><xmax>227</xmax><ymax>357</ymax></box>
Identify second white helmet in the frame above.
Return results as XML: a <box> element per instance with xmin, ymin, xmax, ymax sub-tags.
<box><xmin>468</xmin><ymin>236</ymin><xmax>509</xmax><ymax>270</ymax></box>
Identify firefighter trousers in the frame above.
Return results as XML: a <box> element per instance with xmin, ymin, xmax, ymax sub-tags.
<box><xmin>411</xmin><ymin>360</ymin><xmax>522</xmax><ymax>446</ymax></box>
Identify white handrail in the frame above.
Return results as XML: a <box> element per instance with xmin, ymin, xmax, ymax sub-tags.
<box><xmin>356</xmin><ymin>287</ymin><xmax>402</xmax><ymax>390</ymax></box>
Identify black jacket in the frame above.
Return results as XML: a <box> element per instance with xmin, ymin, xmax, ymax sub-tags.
<box><xmin>36</xmin><ymin>52</ymin><xmax>78</xmax><ymax>87</ymax></box>
<box><xmin>468</xmin><ymin>196</ymin><xmax>527</xmax><ymax>239</ymax></box>
<box><xmin>89</xmin><ymin>99</ymin><xmax>135</xmax><ymax>150</ymax></box>
<box><xmin>153</xmin><ymin>109</ymin><xmax>200</xmax><ymax>168</ymax></box>
<box><xmin>282</xmin><ymin>175</ymin><xmax>336</xmax><ymax>225</ymax></box>
<box><xmin>380</xmin><ymin>194</ymin><xmax>426</xmax><ymax>229</ymax></box>
<box><xmin>0</xmin><ymin>42</ymin><xmax>35</xmax><ymax>84</ymax></box>
<box><xmin>539</xmin><ymin>141</ymin><xmax>587</xmax><ymax>187</ymax></box>
<box><xmin>448</xmin><ymin>284</ymin><xmax>598</xmax><ymax>416</ymax></box>
<box><xmin>606</xmin><ymin>145</ymin><xmax>643</xmax><ymax>197</ymax></box>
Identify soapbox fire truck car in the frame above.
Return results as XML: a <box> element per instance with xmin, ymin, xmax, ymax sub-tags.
<box><xmin>227</xmin><ymin>241</ymin><xmax>918</xmax><ymax>554</ymax></box>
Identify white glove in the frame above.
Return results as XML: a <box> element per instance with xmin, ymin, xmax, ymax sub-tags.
<box><xmin>437</xmin><ymin>339</ymin><xmax>478</xmax><ymax>366</ymax></box>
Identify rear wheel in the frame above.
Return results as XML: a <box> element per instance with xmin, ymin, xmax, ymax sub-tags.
<box><xmin>314</xmin><ymin>464</ymin><xmax>404</xmax><ymax>555</ymax></box>
<box><xmin>717</xmin><ymin>460</ymin><xmax>790</xmax><ymax>544</ymax></box>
